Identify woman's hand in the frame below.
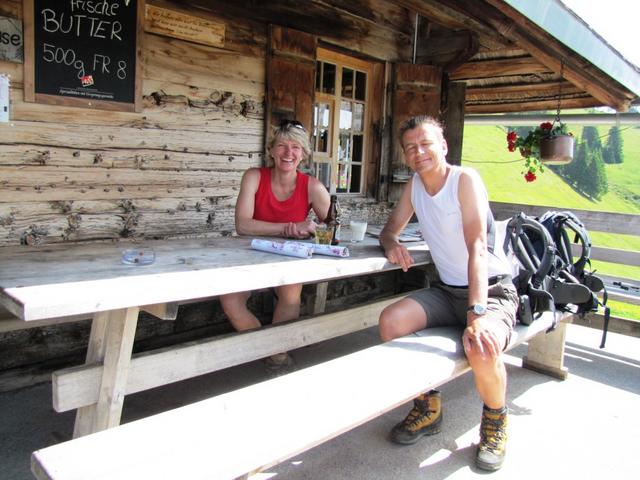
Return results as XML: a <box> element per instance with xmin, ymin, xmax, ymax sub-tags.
<box><xmin>283</xmin><ymin>219</ymin><xmax>316</xmax><ymax>239</ymax></box>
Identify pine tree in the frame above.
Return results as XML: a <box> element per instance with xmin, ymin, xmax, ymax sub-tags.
<box><xmin>565</xmin><ymin>139</ymin><xmax>589</xmax><ymax>190</ymax></box>
<box><xmin>605</xmin><ymin>126</ymin><xmax>624</xmax><ymax>164</ymax></box>
<box><xmin>587</xmin><ymin>146</ymin><xmax>608</xmax><ymax>200</ymax></box>
<box><xmin>581</xmin><ymin>126</ymin><xmax>602</xmax><ymax>151</ymax></box>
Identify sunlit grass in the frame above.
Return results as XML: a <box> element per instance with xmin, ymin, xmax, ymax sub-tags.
<box><xmin>462</xmin><ymin>122</ymin><xmax>640</xmax><ymax>319</ymax></box>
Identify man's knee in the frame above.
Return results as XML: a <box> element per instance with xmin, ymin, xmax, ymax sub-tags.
<box><xmin>379</xmin><ymin>305</ymin><xmax>401</xmax><ymax>342</ymax></box>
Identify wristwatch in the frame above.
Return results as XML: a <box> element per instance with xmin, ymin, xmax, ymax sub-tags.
<box><xmin>467</xmin><ymin>303</ymin><xmax>487</xmax><ymax>315</ymax></box>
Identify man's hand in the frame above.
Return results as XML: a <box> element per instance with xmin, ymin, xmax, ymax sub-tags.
<box><xmin>463</xmin><ymin>315</ymin><xmax>501</xmax><ymax>358</ymax></box>
<box><xmin>385</xmin><ymin>243</ymin><xmax>414</xmax><ymax>272</ymax></box>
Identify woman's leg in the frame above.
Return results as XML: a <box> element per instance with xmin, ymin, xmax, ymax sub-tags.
<box><xmin>273</xmin><ymin>283</ymin><xmax>303</xmax><ymax>324</ymax></box>
<box><xmin>219</xmin><ymin>291</ymin><xmax>260</xmax><ymax>331</ymax></box>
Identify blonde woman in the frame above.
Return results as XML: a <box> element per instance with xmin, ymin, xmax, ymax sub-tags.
<box><xmin>220</xmin><ymin>120</ymin><xmax>330</xmax><ymax>372</ymax></box>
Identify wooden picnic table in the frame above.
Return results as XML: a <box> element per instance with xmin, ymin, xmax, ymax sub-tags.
<box><xmin>0</xmin><ymin>233</ymin><xmax>432</xmax><ymax>438</ymax></box>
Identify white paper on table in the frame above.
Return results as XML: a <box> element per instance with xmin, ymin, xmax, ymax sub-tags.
<box><xmin>0</xmin><ymin>75</ymin><xmax>9</xmax><ymax>123</ymax></box>
<box><xmin>290</xmin><ymin>242</ymin><xmax>350</xmax><ymax>258</ymax></box>
<box><xmin>250</xmin><ymin>239</ymin><xmax>313</xmax><ymax>259</ymax></box>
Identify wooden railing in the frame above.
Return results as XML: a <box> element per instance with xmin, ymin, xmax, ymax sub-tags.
<box><xmin>490</xmin><ymin>201</ymin><xmax>640</xmax><ymax>307</ymax></box>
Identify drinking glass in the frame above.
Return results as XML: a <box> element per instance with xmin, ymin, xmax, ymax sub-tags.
<box><xmin>349</xmin><ymin>220</ymin><xmax>367</xmax><ymax>242</ymax></box>
<box><xmin>315</xmin><ymin>225</ymin><xmax>333</xmax><ymax>245</ymax></box>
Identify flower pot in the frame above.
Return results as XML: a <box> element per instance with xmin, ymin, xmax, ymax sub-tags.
<box><xmin>539</xmin><ymin>135</ymin><xmax>574</xmax><ymax>165</ymax></box>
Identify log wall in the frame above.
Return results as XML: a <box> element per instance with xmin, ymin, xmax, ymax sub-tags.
<box><xmin>0</xmin><ymin>0</ymin><xmax>414</xmax><ymax>247</ymax></box>
<box><xmin>0</xmin><ymin>0</ymin><xmax>417</xmax><ymax>390</ymax></box>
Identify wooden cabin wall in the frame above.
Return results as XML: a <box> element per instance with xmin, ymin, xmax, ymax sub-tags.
<box><xmin>0</xmin><ymin>0</ymin><xmax>416</xmax><ymax>248</ymax></box>
<box><xmin>0</xmin><ymin>0</ymin><xmax>423</xmax><ymax>390</ymax></box>
<box><xmin>0</xmin><ymin>0</ymin><xmax>267</xmax><ymax>247</ymax></box>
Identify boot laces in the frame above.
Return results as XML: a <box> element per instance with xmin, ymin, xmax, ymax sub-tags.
<box><xmin>480</xmin><ymin>415</ymin><xmax>507</xmax><ymax>453</ymax></box>
<box><xmin>402</xmin><ymin>397</ymin><xmax>436</xmax><ymax>431</ymax></box>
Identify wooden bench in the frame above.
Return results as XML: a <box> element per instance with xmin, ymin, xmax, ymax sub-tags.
<box><xmin>31</xmin><ymin>308</ymin><xmax>573</xmax><ymax>480</ymax></box>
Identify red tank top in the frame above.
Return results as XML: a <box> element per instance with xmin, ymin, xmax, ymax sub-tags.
<box><xmin>253</xmin><ymin>167</ymin><xmax>311</xmax><ymax>222</ymax></box>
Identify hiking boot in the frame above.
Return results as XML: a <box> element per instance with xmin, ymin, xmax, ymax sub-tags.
<box><xmin>264</xmin><ymin>352</ymin><xmax>296</xmax><ymax>378</ymax></box>
<box><xmin>390</xmin><ymin>390</ymin><xmax>442</xmax><ymax>445</ymax></box>
<box><xmin>476</xmin><ymin>405</ymin><xmax>508</xmax><ymax>471</ymax></box>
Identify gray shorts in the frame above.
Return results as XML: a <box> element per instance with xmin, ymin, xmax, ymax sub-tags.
<box><xmin>407</xmin><ymin>278</ymin><xmax>519</xmax><ymax>350</ymax></box>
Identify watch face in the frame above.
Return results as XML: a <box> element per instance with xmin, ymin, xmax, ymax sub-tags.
<box><xmin>469</xmin><ymin>304</ymin><xmax>487</xmax><ymax>315</ymax></box>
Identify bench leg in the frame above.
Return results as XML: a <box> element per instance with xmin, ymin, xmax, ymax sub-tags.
<box><xmin>72</xmin><ymin>307</ymin><xmax>139</xmax><ymax>438</ymax></box>
<box><xmin>313</xmin><ymin>281</ymin><xmax>329</xmax><ymax>315</ymax></box>
<box><xmin>522</xmin><ymin>318</ymin><xmax>570</xmax><ymax>380</ymax></box>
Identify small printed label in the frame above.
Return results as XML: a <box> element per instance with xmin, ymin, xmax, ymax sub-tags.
<box><xmin>81</xmin><ymin>75</ymin><xmax>94</xmax><ymax>87</ymax></box>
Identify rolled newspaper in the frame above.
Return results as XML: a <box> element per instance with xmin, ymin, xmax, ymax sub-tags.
<box><xmin>250</xmin><ymin>239</ymin><xmax>313</xmax><ymax>258</ymax></box>
<box><xmin>292</xmin><ymin>242</ymin><xmax>350</xmax><ymax>258</ymax></box>
<box><xmin>250</xmin><ymin>239</ymin><xmax>350</xmax><ymax>258</ymax></box>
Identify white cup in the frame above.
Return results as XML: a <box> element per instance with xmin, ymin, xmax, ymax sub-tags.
<box><xmin>349</xmin><ymin>220</ymin><xmax>367</xmax><ymax>242</ymax></box>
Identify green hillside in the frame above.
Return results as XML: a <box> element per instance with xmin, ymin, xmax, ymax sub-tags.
<box><xmin>462</xmin><ymin>121</ymin><xmax>640</xmax><ymax>320</ymax></box>
<box><xmin>461</xmin><ymin>124</ymin><xmax>640</xmax><ymax>214</ymax></box>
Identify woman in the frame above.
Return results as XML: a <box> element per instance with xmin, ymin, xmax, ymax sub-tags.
<box><xmin>219</xmin><ymin>120</ymin><xmax>330</xmax><ymax>371</ymax></box>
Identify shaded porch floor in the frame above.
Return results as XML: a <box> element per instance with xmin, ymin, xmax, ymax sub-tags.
<box><xmin>1</xmin><ymin>323</ymin><xmax>639</xmax><ymax>479</ymax></box>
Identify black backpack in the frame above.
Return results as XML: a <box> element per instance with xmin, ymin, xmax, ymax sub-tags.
<box><xmin>497</xmin><ymin>211</ymin><xmax>610</xmax><ymax>347</ymax></box>
<box><xmin>500</xmin><ymin>213</ymin><xmax>557</xmax><ymax>326</ymax></box>
<box><xmin>538</xmin><ymin>211</ymin><xmax>611</xmax><ymax>347</ymax></box>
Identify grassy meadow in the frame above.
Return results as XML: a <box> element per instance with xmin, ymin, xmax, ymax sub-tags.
<box><xmin>461</xmin><ymin>121</ymin><xmax>640</xmax><ymax>320</ymax></box>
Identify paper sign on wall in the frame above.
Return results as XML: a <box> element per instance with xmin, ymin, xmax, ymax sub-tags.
<box><xmin>0</xmin><ymin>74</ymin><xmax>9</xmax><ymax>123</ymax></box>
<box><xmin>0</xmin><ymin>16</ymin><xmax>23</xmax><ymax>63</ymax></box>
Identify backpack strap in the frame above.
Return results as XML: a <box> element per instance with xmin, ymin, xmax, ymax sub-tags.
<box><xmin>487</xmin><ymin>208</ymin><xmax>496</xmax><ymax>254</ymax></box>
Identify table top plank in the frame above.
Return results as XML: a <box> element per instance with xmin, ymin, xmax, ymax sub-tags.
<box><xmin>0</xmin><ymin>236</ymin><xmax>430</xmax><ymax>322</ymax></box>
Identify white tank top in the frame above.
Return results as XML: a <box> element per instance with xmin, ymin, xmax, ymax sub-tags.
<box><xmin>411</xmin><ymin>166</ymin><xmax>510</xmax><ymax>286</ymax></box>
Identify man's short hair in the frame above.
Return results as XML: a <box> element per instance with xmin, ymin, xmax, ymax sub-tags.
<box><xmin>398</xmin><ymin>115</ymin><xmax>444</xmax><ymax>148</ymax></box>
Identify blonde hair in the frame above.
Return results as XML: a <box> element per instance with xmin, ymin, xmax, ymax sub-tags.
<box><xmin>266</xmin><ymin>121</ymin><xmax>312</xmax><ymax>166</ymax></box>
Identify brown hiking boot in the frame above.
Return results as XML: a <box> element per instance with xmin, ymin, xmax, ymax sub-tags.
<box><xmin>390</xmin><ymin>390</ymin><xmax>442</xmax><ymax>445</ymax></box>
<box><xmin>264</xmin><ymin>352</ymin><xmax>296</xmax><ymax>378</ymax></box>
<box><xmin>476</xmin><ymin>405</ymin><xmax>508</xmax><ymax>471</ymax></box>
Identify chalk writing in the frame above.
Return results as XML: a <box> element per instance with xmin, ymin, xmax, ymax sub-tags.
<box><xmin>31</xmin><ymin>0</ymin><xmax>139</xmax><ymax>106</ymax></box>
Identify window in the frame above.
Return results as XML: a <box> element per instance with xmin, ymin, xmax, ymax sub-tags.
<box><xmin>312</xmin><ymin>49</ymin><xmax>371</xmax><ymax>194</ymax></box>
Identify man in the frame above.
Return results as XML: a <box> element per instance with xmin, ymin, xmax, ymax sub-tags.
<box><xmin>378</xmin><ymin>115</ymin><xmax>518</xmax><ymax>471</ymax></box>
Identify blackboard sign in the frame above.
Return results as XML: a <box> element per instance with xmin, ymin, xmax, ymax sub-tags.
<box><xmin>24</xmin><ymin>0</ymin><xmax>144</xmax><ymax>111</ymax></box>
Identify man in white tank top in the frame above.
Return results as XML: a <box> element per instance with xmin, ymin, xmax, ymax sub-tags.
<box><xmin>378</xmin><ymin>116</ymin><xmax>518</xmax><ymax>471</ymax></box>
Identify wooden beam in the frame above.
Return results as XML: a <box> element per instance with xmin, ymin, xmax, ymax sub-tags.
<box><xmin>393</xmin><ymin>0</ymin><xmax>499</xmax><ymax>38</ymax></box>
<box><xmin>449</xmin><ymin>56</ymin><xmax>551</xmax><ymax>80</ymax></box>
<box><xmin>465</xmin><ymin>80</ymin><xmax>575</xmax><ymax>97</ymax></box>
<box><xmin>490</xmin><ymin>201</ymin><xmax>640</xmax><ymax>236</ymax></box>
<box><xmin>415</xmin><ymin>30</ymin><xmax>479</xmax><ymax>69</ymax></box>
<box><xmin>72</xmin><ymin>307</ymin><xmax>139</xmax><ymax>437</ymax></box>
<box><xmin>465</xmin><ymin>96</ymin><xmax>600</xmax><ymax>113</ymax></box>
<box><xmin>52</xmin><ymin>295</ymin><xmax>403</xmax><ymax>412</ymax></box>
<box><xmin>580</xmin><ymin>245</ymin><xmax>640</xmax><ymax>267</ymax></box>
<box><xmin>473</xmin><ymin>0</ymin><xmax>635</xmax><ymax>111</ymax></box>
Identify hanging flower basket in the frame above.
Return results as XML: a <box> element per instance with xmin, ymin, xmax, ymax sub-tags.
<box><xmin>506</xmin><ymin>121</ymin><xmax>574</xmax><ymax>182</ymax></box>
<box><xmin>539</xmin><ymin>134</ymin><xmax>574</xmax><ymax>165</ymax></box>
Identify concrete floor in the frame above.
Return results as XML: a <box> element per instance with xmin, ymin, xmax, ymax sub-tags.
<box><xmin>1</xmin><ymin>323</ymin><xmax>639</xmax><ymax>480</ymax></box>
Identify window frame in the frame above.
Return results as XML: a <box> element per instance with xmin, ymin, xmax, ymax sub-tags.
<box><xmin>313</xmin><ymin>48</ymin><xmax>373</xmax><ymax>196</ymax></box>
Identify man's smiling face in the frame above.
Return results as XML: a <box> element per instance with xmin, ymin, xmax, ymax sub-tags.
<box><xmin>401</xmin><ymin>123</ymin><xmax>448</xmax><ymax>174</ymax></box>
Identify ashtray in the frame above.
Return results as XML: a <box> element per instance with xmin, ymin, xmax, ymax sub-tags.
<box><xmin>121</xmin><ymin>249</ymin><xmax>155</xmax><ymax>265</ymax></box>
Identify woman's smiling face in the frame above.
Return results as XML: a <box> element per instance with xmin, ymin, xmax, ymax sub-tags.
<box><xmin>270</xmin><ymin>137</ymin><xmax>304</xmax><ymax>171</ymax></box>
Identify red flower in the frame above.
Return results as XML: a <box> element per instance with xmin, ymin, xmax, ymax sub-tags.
<box><xmin>524</xmin><ymin>170</ymin><xmax>537</xmax><ymax>182</ymax></box>
<box><xmin>507</xmin><ymin>131</ymin><xmax>518</xmax><ymax>142</ymax></box>
<box><xmin>508</xmin><ymin>143</ymin><xmax>516</xmax><ymax>152</ymax></box>
<box><xmin>539</xmin><ymin>122</ymin><xmax>553</xmax><ymax>131</ymax></box>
